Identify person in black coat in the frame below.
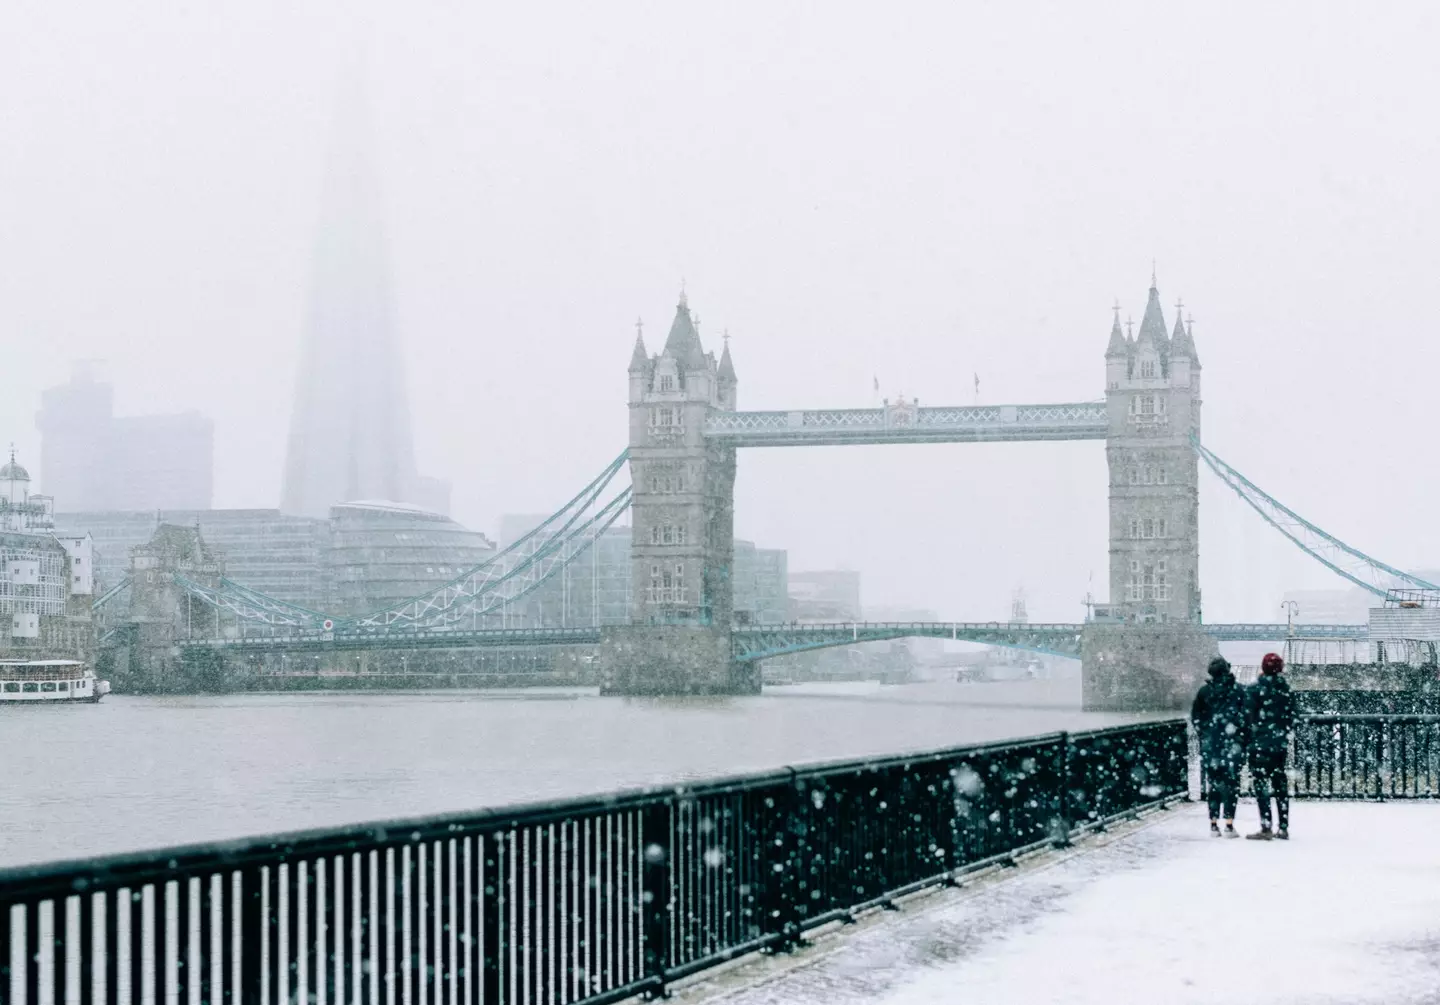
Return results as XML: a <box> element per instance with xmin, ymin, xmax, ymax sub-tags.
<box><xmin>1191</xmin><ymin>655</ymin><xmax>1247</xmax><ymax>837</ymax></box>
<box><xmin>1246</xmin><ymin>651</ymin><xmax>1297</xmax><ymax>840</ymax></box>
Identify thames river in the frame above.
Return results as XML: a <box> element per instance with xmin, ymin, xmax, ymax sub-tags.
<box><xmin>0</xmin><ymin>679</ymin><xmax>1158</xmax><ymax>868</ymax></box>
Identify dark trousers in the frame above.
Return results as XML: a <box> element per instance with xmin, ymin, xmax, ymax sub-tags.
<box><xmin>1251</xmin><ymin>749</ymin><xmax>1290</xmax><ymax>831</ymax></box>
<box><xmin>1205</xmin><ymin>763</ymin><xmax>1239</xmax><ymax>821</ymax></box>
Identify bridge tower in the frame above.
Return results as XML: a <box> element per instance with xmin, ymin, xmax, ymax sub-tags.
<box><xmin>1104</xmin><ymin>277</ymin><xmax>1202</xmax><ymax>622</ymax></box>
<box><xmin>602</xmin><ymin>293</ymin><xmax>750</xmax><ymax>694</ymax></box>
<box><xmin>1086</xmin><ymin>275</ymin><xmax>1216</xmax><ymax>709</ymax></box>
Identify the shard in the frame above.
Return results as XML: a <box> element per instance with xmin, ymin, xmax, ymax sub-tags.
<box><xmin>281</xmin><ymin>75</ymin><xmax>447</xmax><ymax>518</ymax></box>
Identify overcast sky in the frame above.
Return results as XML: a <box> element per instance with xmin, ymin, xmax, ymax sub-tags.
<box><xmin>2</xmin><ymin>2</ymin><xmax>1436</xmax><ymax>622</ymax></box>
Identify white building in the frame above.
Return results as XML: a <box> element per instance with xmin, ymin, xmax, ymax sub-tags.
<box><xmin>0</xmin><ymin>452</ymin><xmax>92</xmax><ymax>658</ymax></box>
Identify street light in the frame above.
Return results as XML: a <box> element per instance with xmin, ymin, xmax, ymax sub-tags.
<box><xmin>1281</xmin><ymin>601</ymin><xmax>1299</xmax><ymax>637</ymax></box>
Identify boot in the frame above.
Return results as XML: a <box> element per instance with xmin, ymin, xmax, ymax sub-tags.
<box><xmin>1224</xmin><ymin>822</ymin><xmax>1239</xmax><ymax>839</ymax></box>
<box><xmin>1210</xmin><ymin>821</ymin><xmax>1221</xmax><ymax>837</ymax></box>
<box><xmin>1246</xmin><ymin>828</ymin><xmax>1273</xmax><ymax>841</ymax></box>
<box><xmin>1276</xmin><ymin>827</ymin><xmax>1289</xmax><ymax>840</ymax></box>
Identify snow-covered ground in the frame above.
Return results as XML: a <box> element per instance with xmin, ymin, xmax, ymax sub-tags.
<box><xmin>686</xmin><ymin>802</ymin><xmax>1440</xmax><ymax>1005</ymax></box>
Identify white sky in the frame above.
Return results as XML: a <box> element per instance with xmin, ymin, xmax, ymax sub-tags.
<box><xmin>2</xmin><ymin>2</ymin><xmax>1436</xmax><ymax>622</ymax></box>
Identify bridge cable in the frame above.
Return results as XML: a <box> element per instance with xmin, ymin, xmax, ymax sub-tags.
<box><xmin>1192</xmin><ymin>434</ymin><xmax>1437</xmax><ymax>598</ymax></box>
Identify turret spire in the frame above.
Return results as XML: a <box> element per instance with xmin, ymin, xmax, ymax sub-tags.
<box><xmin>628</xmin><ymin>317</ymin><xmax>649</xmax><ymax>372</ymax></box>
<box><xmin>718</xmin><ymin>330</ymin><xmax>736</xmax><ymax>383</ymax></box>
<box><xmin>1135</xmin><ymin>271</ymin><xmax>1170</xmax><ymax>376</ymax></box>
<box><xmin>1136</xmin><ymin>276</ymin><xmax>1167</xmax><ymax>347</ymax></box>
<box><xmin>662</xmin><ymin>288</ymin><xmax>706</xmax><ymax>368</ymax></box>
<box><xmin>1163</xmin><ymin>300</ymin><xmax>1198</xmax><ymax>364</ymax></box>
<box><xmin>1105</xmin><ymin>301</ymin><xmax>1128</xmax><ymax>357</ymax></box>
<box><xmin>1172</xmin><ymin>309</ymin><xmax>1201</xmax><ymax>367</ymax></box>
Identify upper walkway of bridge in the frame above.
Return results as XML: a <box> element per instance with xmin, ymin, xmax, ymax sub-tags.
<box><xmin>681</xmin><ymin>801</ymin><xmax>1440</xmax><ymax>1005</ymax></box>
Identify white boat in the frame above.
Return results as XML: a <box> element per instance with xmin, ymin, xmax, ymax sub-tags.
<box><xmin>0</xmin><ymin>659</ymin><xmax>110</xmax><ymax>703</ymax></box>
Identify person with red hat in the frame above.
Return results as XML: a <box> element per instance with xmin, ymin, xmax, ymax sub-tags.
<box><xmin>1246</xmin><ymin>652</ymin><xmax>1297</xmax><ymax>840</ymax></box>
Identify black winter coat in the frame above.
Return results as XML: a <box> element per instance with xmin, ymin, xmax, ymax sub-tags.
<box><xmin>1191</xmin><ymin>673</ymin><xmax>1248</xmax><ymax>770</ymax></box>
<box><xmin>1247</xmin><ymin>674</ymin><xmax>1297</xmax><ymax>755</ymax></box>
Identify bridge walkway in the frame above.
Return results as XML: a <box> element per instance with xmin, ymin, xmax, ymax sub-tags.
<box><xmin>680</xmin><ymin>802</ymin><xmax>1440</xmax><ymax>1005</ymax></box>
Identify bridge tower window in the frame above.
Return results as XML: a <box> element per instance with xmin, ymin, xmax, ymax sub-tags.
<box><xmin>649</xmin><ymin>407</ymin><xmax>683</xmax><ymax>431</ymax></box>
<box><xmin>648</xmin><ymin>562</ymin><xmax>688</xmax><ymax>604</ymax></box>
<box><xmin>1139</xmin><ymin>359</ymin><xmax>1156</xmax><ymax>379</ymax></box>
<box><xmin>658</xmin><ymin>374</ymin><xmax>675</xmax><ymax>392</ymax></box>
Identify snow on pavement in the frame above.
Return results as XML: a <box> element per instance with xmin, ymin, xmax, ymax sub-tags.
<box><xmin>692</xmin><ymin>802</ymin><xmax>1440</xmax><ymax>1005</ymax></box>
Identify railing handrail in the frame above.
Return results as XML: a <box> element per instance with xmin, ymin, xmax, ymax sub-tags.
<box><xmin>1300</xmin><ymin>713</ymin><xmax>1440</xmax><ymax>722</ymax></box>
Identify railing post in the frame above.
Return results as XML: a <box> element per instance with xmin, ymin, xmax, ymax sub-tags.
<box><xmin>0</xmin><ymin>901</ymin><xmax>11</xmax><ymax>1005</ymax></box>
<box><xmin>1052</xmin><ymin>733</ymin><xmax>1073</xmax><ymax>847</ymax></box>
<box><xmin>1377</xmin><ymin>719</ymin><xmax>1388</xmax><ymax>802</ymax></box>
<box><xmin>240</xmin><ymin>866</ymin><xmax>264</xmax><ymax>1005</ymax></box>
<box><xmin>759</xmin><ymin>771</ymin><xmax>805</xmax><ymax>952</ymax></box>
<box><xmin>481</xmin><ymin>834</ymin><xmax>505</xmax><ymax>1005</ymax></box>
<box><xmin>641</xmin><ymin>801</ymin><xmax>671</xmax><ymax>998</ymax></box>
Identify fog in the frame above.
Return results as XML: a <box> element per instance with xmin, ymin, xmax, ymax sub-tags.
<box><xmin>2</xmin><ymin>1</ymin><xmax>1435</xmax><ymax>622</ymax></box>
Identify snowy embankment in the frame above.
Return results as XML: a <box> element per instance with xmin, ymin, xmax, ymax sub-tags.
<box><xmin>685</xmin><ymin>802</ymin><xmax>1440</xmax><ymax>1005</ymax></box>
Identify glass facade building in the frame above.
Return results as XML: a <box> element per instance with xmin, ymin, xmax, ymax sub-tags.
<box><xmin>326</xmin><ymin>502</ymin><xmax>496</xmax><ymax>618</ymax></box>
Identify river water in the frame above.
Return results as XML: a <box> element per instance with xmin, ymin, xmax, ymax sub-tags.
<box><xmin>0</xmin><ymin>679</ymin><xmax>1157</xmax><ymax>868</ymax></box>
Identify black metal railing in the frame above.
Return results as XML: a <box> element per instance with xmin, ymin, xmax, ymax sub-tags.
<box><xmin>0</xmin><ymin>720</ymin><xmax>1187</xmax><ymax>1005</ymax></box>
<box><xmin>1294</xmin><ymin>689</ymin><xmax>1440</xmax><ymax>716</ymax></box>
<box><xmin>1198</xmin><ymin>714</ymin><xmax>1440</xmax><ymax>801</ymax></box>
<box><xmin>1293</xmin><ymin>715</ymin><xmax>1440</xmax><ymax>799</ymax></box>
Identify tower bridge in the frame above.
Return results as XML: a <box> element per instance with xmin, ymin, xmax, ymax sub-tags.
<box><xmin>94</xmin><ymin>276</ymin><xmax>1434</xmax><ymax>708</ymax></box>
<box><xmin>607</xmin><ymin>277</ymin><xmax>1205</xmax><ymax>700</ymax></box>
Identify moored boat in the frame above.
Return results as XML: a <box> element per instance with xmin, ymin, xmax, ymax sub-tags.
<box><xmin>0</xmin><ymin>659</ymin><xmax>110</xmax><ymax>703</ymax></box>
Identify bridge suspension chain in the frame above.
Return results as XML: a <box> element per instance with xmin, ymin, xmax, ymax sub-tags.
<box><xmin>173</xmin><ymin>574</ymin><xmax>326</xmax><ymax>630</ymax></box>
<box><xmin>163</xmin><ymin>450</ymin><xmax>633</xmax><ymax>637</ymax></box>
<box><xmin>342</xmin><ymin>449</ymin><xmax>630</xmax><ymax>630</ymax></box>
<box><xmin>1193</xmin><ymin>435</ymin><xmax>1437</xmax><ymax>599</ymax></box>
<box><xmin>397</xmin><ymin>486</ymin><xmax>633</xmax><ymax>633</ymax></box>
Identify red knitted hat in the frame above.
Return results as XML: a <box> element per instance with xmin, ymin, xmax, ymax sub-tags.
<box><xmin>1261</xmin><ymin>652</ymin><xmax>1285</xmax><ymax>675</ymax></box>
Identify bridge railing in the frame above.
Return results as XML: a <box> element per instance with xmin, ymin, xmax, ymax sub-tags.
<box><xmin>1196</xmin><ymin>713</ymin><xmax>1440</xmax><ymax>801</ymax></box>
<box><xmin>702</xmin><ymin>402</ymin><xmax>1109</xmax><ymax>444</ymax></box>
<box><xmin>0</xmin><ymin>720</ymin><xmax>1187</xmax><ymax>1005</ymax></box>
<box><xmin>1292</xmin><ymin>715</ymin><xmax>1440</xmax><ymax>799</ymax></box>
<box><xmin>734</xmin><ymin>619</ymin><xmax>1088</xmax><ymax>632</ymax></box>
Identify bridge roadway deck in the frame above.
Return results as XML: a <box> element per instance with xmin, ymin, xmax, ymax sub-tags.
<box><xmin>681</xmin><ymin>802</ymin><xmax>1440</xmax><ymax>1005</ymax></box>
<box><xmin>176</xmin><ymin>621</ymin><xmax>1368</xmax><ymax>654</ymax></box>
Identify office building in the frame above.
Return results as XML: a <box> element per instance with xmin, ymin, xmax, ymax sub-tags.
<box><xmin>734</xmin><ymin>542</ymin><xmax>788</xmax><ymax>625</ymax></box>
<box><xmin>326</xmin><ymin>502</ymin><xmax>495</xmax><ymax>618</ymax></box>
<box><xmin>788</xmin><ymin>570</ymin><xmax>862</xmax><ymax>622</ymax></box>
<box><xmin>36</xmin><ymin>363</ymin><xmax>213</xmax><ymax>512</ymax></box>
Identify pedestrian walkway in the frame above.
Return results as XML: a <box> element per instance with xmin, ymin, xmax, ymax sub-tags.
<box><xmin>682</xmin><ymin>802</ymin><xmax>1440</xmax><ymax>1005</ymax></box>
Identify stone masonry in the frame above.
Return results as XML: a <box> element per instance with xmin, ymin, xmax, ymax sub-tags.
<box><xmin>602</xmin><ymin>293</ymin><xmax>743</xmax><ymax>695</ymax></box>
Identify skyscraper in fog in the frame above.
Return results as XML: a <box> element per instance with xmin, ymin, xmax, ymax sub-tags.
<box><xmin>281</xmin><ymin>77</ymin><xmax>450</xmax><ymax>519</ymax></box>
<box><xmin>37</xmin><ymin>362</ymin><xmax>214</xmax><ymax>512</ymax></box>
